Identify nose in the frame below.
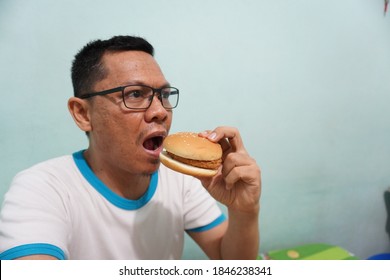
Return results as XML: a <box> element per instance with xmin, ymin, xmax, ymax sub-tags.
<box><xmin>145</xmin><ymin>94</ymin><xmax>169</xmax><ymax>123</ymax></box>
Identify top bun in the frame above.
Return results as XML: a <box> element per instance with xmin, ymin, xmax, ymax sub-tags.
<box><xmin>163</xmin><ymin>132</ymin><xmax>222</xmax><ymax>160</ymax></box>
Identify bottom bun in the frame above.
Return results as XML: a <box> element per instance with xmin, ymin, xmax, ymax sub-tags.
<box><xmin>159</xmin><ymin>151</ymin><xmax>218</xmax><ymax>177</ymax></box>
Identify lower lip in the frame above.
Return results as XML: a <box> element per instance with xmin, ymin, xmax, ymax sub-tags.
<box><xmin>144</xmin><ymin>145</ymin><xmax>164</xmax><ymax>158</ymax></box>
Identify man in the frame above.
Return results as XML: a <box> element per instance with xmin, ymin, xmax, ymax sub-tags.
<box><xmin>0</xmin><ymin>36</ymin><xmax>261</xmax><ymax>260</ymax></box>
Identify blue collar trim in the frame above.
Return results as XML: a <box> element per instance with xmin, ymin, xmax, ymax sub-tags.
<box><xmin>72</xmin><ymin>150</ymin><xmax>158</xmax><ymax>210</ymax></box>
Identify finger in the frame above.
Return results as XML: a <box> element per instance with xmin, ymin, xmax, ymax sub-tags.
<box><xmin>198</xmin><ymin>130</ymin><xmax>212</xmax><ymax>138</ymax></box>
<box><xmin>219</xmin><ymin>138</ymin><xmax>232</xmax><ymax>157</ymax></box>
<box><xmin>222</xmin><ymin>153</ymin><xmax>258</xmax><ymax>188</ymax></box>
<box><xmin>192</xmin><ymin>165</ymin><xmax>222</xmax><ymax>184</ymax></box>
<box><xmin>223</xmin><ymin>163</ymin><xmax>261</xmax><ymax>191</ymax></box>
<box><xmin>222</xmin><ymin>152</ymin><xmax>255</xmax><ymax>175</ymax></box>
<box><xmin>198</xmin><ymin>129</ymin><xmax>232</xmax><ymax>155</ymax></box>
<box><xmin>204</xmin><ymin>126</ymin><xmax>246</xmax><ymax>153</ymax></box>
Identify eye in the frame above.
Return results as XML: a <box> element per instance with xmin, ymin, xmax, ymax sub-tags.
<box><xmin>161</xmin><ymin>91</ymin><xmax>170</xmax><ymax>99</ymax></box>
<box><xmin>127</xmin><ymin>90</ymin><xmax>141</xmax><ymax>98</ymax></box>
<box><xmin>161</xmin><ymin>88</ymin><xmax>176</xmax><ymax>99</ymax></box>
<box><xmin>124</xmin><ymin>89</ymin><xmax>144</xmax><ymax>100</ymax></box>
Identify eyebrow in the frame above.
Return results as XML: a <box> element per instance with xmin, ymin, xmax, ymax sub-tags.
<box><xmin>122</xmin><ymin>80</ymin><xmax>171</xmax><ymax>88</ymax></box>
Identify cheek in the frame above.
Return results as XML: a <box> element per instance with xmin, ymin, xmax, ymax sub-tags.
<box><xmin>91</xmin><ymin>106</ymin><xmax>113</xmax><ymax>133</ymax></box>
<box><xmin>89</xmin><ymin>103</ymin><xmax>121</xmax><ymax>140</ymax></box>
<box><xmin>93</xmin><ymin>109</ymin><xmax>144</xmax><ymax>146</ymax></box>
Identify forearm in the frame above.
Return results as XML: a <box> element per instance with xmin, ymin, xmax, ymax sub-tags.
<box><xmin>220</xmin><ymin>205</ymin><xmax>260</xmax><ymax>260</ymax></box>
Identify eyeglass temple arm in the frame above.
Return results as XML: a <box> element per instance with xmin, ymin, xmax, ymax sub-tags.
<box><xmin>79</xmin><ymin>87</ymin><xmax>123</xmax><ymax>99</ymax></box>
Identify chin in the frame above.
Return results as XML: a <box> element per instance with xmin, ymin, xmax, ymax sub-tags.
<box><xmin>143</xmin><ymin>159</ymin><xmax>161</xmax><ymax>174</ymax></box>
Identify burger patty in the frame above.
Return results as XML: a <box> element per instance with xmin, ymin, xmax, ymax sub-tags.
<box><xmin>167</xmin><ymin>152</ymin><xmax>222</xmax><ymax>170</ymax></box>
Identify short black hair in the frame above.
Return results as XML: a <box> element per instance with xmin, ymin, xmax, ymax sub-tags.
<box><xmin>71</xmin><ymin>35</ymin><xmax>154</xmax><ymax>97</ymax></box>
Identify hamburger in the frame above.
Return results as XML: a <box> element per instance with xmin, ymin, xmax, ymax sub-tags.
<box><xmin>159</xmin><ymin>132</ymin><xmax>223</xmax><ymax>177</ymax></box>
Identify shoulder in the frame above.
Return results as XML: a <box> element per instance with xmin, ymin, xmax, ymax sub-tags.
<box><xmin>19</xmin><ymin>154</ymin><xmax>75</xmax><ymax>173</ymax></box>
<box><xmin>6</xmin><ymin>154</ymin><xmax>77</xmax><ymax>201</ymax></box>
<box><xmin>13</xmin><ymin>154</ymin><xmax>76</xmax><ymax>182</ymax></box>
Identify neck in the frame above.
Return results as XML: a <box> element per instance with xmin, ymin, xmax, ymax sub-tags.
<box><xmin>83</xmin><ymin>149</ymin><xmax>151</xmax><ymax>200</ymax></box>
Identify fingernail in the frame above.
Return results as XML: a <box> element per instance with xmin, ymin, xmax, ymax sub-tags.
<box><xmin>208</xmin><ymin>132</ymin><xmax>217</xmax><ymax>140</ymax></box>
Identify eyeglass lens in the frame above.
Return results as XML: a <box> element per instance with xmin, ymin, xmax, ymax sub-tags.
<box><xmin>123</xmin><ymin>85</ymin><xmax>179</xmax><ymax>109</ymax></box>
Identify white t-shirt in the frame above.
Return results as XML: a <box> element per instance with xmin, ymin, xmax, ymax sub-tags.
<box><xmin>0</xmin><ymin>150</ymin><xmax>225</xmax><ymax>260</ymax></box>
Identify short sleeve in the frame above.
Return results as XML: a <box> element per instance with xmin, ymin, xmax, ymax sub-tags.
<box><xmin>182</xmin><ymin>176</ymin><xmax>226</xmax><ymax>232</ymax></box>
<box><xmin>0</xmin><ymin>168</ymin><xmax>70</xmax><ymax>259</ymax></box>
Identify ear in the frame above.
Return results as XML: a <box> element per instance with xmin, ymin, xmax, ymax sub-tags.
<box><xmin>68</xmin><ymin>97</ymin><xmax>92</xmax><ymax>133</ymax></box>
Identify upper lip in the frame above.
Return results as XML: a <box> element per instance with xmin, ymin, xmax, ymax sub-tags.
<box><xmin>145</xmin><ymin>129</ymin><xmax>167</xmax><ymax>140</ymax></box>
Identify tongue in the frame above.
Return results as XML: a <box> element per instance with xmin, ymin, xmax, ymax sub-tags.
<box><xmin>143</xmin><ymin>139</ymin><xmax>155</xmax><ymax>150</ymax></box>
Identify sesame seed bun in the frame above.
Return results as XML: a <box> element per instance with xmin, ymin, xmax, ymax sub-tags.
<box><xmin>159</xmin><ymin>132</ymin><xmax>222</xmax><ymax>177</ymax></box>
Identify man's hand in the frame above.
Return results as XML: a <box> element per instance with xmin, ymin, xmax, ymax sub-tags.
<box><xmin>191</xmin><ymin>126</ymin><xmax>261</xmax><ymax>259</ymax></box>
<box><xmin>196</xmin><ymin>126</ymin><xmax>261</xmax><ymax>213</ymax></box>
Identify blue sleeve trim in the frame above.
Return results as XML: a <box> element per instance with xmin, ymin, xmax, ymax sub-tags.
<box><xmin>186</xmin><ymin>213</ymin><xmax>227</xmax><ymax>232</ymax></box>
<box><xmin>0</xmin><ymin>243</ymin><xmax>66</xmax><ymax>260</ymax></box>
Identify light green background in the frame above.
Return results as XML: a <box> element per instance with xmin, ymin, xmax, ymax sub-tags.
<box><xmin>1</xmin><ymin>0</ymin><xmax>389</xmax><ymax>259</ymax></box>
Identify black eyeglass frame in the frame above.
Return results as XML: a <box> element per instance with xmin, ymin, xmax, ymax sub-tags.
<box><xmin>79</xmin><ymin>84</ymin><xmax>180</xmax><ymax>110</ymax></box>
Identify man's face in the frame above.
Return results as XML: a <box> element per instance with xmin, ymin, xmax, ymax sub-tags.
<box><xmin>87</xmin><ymin>50</ymin><xmax>172</xmax><ymax>175</ymax></box>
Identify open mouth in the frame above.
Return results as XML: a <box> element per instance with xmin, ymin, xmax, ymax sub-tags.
<box><xmin>143</xmin><ymin>136</ymin><xmax>164</xmax><ymax>151</ymax></box>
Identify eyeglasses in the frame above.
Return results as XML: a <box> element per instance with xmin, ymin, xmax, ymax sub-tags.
<box><xmin>79</xmin><ymin>84</ymin><xmax>179</xmax><ymax>110</ymax></box>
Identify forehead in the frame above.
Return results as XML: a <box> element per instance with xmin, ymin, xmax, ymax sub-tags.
<box><xmin>101</xmin><ymin>50</ymin><xmax>167</xmax><ymax>86</ymax></box>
